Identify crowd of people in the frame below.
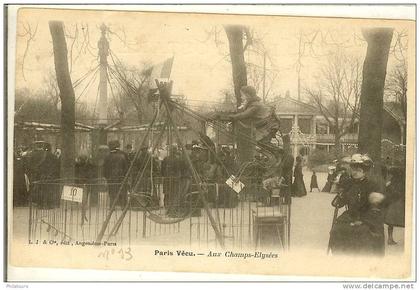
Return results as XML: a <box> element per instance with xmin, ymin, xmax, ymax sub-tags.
<box><xmin>13</xmin><ymin>135</ymin><xmax>312</xmax><ymax>209</ymax></box>
<box><xmin>13</xmin><ymin>138</ymin><xmax>406</xmax><ymax>256</ymax></box>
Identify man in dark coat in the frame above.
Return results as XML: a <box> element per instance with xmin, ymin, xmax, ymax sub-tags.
<box><xmin>103</xmin><ymin>140</ymin><xmax>129</xmax><ymax>208</ymax></box>
<box><xmin>161</xmin><ymin>146</ymin><xmax>183</xmax><ymax>209</ymax></box>
<box><xmin>24</xmin><ymin>142</ymin><xmax>60</xmax><ymax>209</ymax></box>
<box><xmin>216</xmin><ymin>86</ymin><xmax>280</xmax><ymax>144</ymax></box>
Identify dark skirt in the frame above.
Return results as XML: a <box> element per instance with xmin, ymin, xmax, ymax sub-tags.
<box><xmin>310</xmin><ymin>176</ymin><xmax>319</xmax><ymax>190</ymax></box>
<box><xmin>322</xmin><ymin>181</ymin><xmax>332</xmax><ymax>193</ymax></box>
<box><xmin>292</xmin><ymin>176</ymin><xmax>307</xmax><ymax>197</ymax></box>
<box><xmin>329</xmin><ymin>211</ymin><xmax>385</xmax><ymax>256</ymax></box>
<box><xmin>384</xmin><ymin>199</ymin><xmax>405</xmax><ymax>227</ymax></box>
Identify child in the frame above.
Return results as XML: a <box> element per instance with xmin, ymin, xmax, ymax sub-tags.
<box><xmin>310</xmin><ymin>171</ymin><xmax>319</xmax><ymax>192</ymax></box>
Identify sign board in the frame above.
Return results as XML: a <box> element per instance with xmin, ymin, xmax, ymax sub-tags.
<box><xmin>61</xmin><ymin>185</ymin><xmax>84</xmax><ymax>203</ymax></box>
<box><xmin>225</xmin><ymin>175</ymin><xmax>245</xmax><ymax>194</ymax></box>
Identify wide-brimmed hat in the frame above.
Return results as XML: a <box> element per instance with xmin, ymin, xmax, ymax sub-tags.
<box><xmin>340</xmin><ymin>156</ymin><xmax>352</xmax><ymax>164</ymax></box>
<box><xmin>350</xmin><ymin>153</ymin><xmax>373</xmax><ymax>169</ymax></box>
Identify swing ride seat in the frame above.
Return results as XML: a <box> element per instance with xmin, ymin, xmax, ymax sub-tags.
<box><xmin>251</xmin><ymin>183</ymin><xmax>290</xmax><ymax>250</ymax></box>
<box><xmin>252</xmin><ymin>210</ymin><xmax>288</xmax><ymax>251</ymax></box>
<box><xmin>129</xmin><ymin>192</ymin><xmax>160</xmax><ymax>211</ymax></box>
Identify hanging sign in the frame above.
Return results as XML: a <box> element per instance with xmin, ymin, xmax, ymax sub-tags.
<box><xmin>61</xmin><ymin>185</ymin><xmax>84</xmax><ymax>203</ymax></box>
<box><xmin>225</xmin><ymin>175</ymin><xmax>245</xmax><ymax>194</ymax></box>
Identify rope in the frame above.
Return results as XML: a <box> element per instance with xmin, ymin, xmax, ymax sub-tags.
<box><xmin>96</xmin><ymin>103</ymin><xmax>161</xmax><ymax>242</ymax></box>
<box><xmin>169</xmin><ymin>100</ymin><xmax>278</xmax><ymax>158</ymax></box>
<box><xmin>75</xmin><ymin>66</ymin><xmax>100</xmax><ymax>103</ymax></box>
<box><xmin>72</xmin><ymin>64</ymin><xmax>100</xmax><ymax>89</ymax></box>
<box><xmin>105</xmin><ymin>65</ymin><xmax>123</xmax><ymax>115</ymax></box>
<box><xmin>91</xmin><ymin>81</ymin><xmax>101</xmax><ymax>126</ymax></box>
<box><xmin>180</xmin><ymin>121</ymin><xmax>232</xmax><ymax>178</ymax></box>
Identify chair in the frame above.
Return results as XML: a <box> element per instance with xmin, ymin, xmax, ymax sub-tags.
<box><xmin>252</xmin><ymin>183</ymin><xmax>290</xmax><ymax>250</ymax></box>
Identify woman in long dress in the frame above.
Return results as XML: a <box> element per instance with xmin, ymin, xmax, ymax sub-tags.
<box><xmin>329</xmin><ymin>154</ymin><xmax>385</xmax><ymax>256</ymax></box>
<box><xmin>292</xmin><ymin>156</ymin><xmax>307</xmax><ymax>197</ymax></box>
<box><xmin>322</xmin><ymin>166</ymin><xmax>336</xmax><ymax>192</ymax></box>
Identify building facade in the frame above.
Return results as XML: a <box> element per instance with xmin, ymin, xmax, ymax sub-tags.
<box><xmin>272</xmin><ymin>96</ymin><xmax>404</xmax><ymax>157</ymax></box>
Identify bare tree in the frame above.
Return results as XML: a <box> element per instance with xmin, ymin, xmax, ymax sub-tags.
<box><xmin>49</xmin><ymin>21</ymin><xmax>76</xmax><ymax>180</ymax></box>
<box><xmin>224</xmin><ymin>25</ymin><xmax>253</xmax><ymax>163</ymax></box>
<box><xmin>305</xmin><ymin>51</ymin><xmax>361</xmax><ymax>157</ymax></box>
<box><xmin>386</xmin><ymin>62</ymin><xmax>407</xmax><ymax>138</ymax></box>
<box><xmin>107</xmin><ymin>61</ymin><xmax>155</xmax><ymax>124</ymax></box>
<box><xmin>17</xmin><ymin>21</ymin><xmax>38</xmax><ymax>81</ymax></box>
<box><xmin>385</xmin><ymin>30</ymin><xmax>408</xmax><ymax>145</ymax></box>
<box><xmin>42</xmin><ymin>70</ymin><xmax>61</xmax><ymax>112</ymax></box>
<box><xmin>358</xmin><ymin>27</ymin><xmax>393</xmax><ymax>189</ymax></box>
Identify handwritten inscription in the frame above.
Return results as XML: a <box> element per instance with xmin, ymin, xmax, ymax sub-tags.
<box><xmin>97</xmin><ymin>247</ymin><xmax>133</xmax><ymax>261</ymax></box>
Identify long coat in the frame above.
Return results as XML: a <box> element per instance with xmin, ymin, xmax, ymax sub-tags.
<box><xmin>292</xmin><ymin>161</ymin><xmax>307</xmax><ymax>197</ymax></box>
<box><xmin>384</xmin><ymin>180</ymin><xmax>405</xmax><ymax>227</ymax></box>
<box><xmin>13</xmin><ymin>155</ymin><xmax>28</xmax><ymax>207</ymax></box>
<box><xmin>24</xmin><ymin>149</ymin><xmax>60</xmax><ymax>209</ymax></box>
<box><xmin>103</xmin><ymin>149</ymin><xmax>129</xmax><ymax>207</ymax></box>
<box><xmin>281</xmin><ymin>153</ymin><xmax>294</xmax><ymax>197</ymax></box>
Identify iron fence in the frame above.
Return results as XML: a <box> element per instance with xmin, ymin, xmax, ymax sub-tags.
<box><xmin>28</xmin><ymin>177</ymin><xmax>291</xmax><ymax>250</ymax></box>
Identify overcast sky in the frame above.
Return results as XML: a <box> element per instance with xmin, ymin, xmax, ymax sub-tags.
<box><xmin>14</xmin><ymin>8</ymin><xmax>413</xmax><ymax>111</ymax></box>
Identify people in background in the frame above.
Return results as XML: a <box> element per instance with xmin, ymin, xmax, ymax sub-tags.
<box><xmin>103</xmin><ymin>140</ymin><xmax>129</xmax><ymax>208</ymax></box>
<box><xmin>24</xmin><ymin>141</ymin><xmax>60</xmax><ymax>209</ymax></box>
<box><xmin>125</xmin><ymin>144</ymin><xmax>135</xmax><ymax>163</ymax></box>
<box><xmin>161</xmin><ymin>145</ymin><xmax>184</xmax><ymax>210</ymax></box>
<box><xmin>13</xmin><ymin>147</ymin><xmax>28</xmax><ymax>207</ymax></box>
<box><xmin>310</xmin><ymin>171</ymin><xmax>319</xmax><ymax>192</ymax></box>
<box><xmin>75</xmin><ymin>155</ymin><xmax>95</xmax><ymax>184</ymax></box>
<box><xmin>384</xmin><ymin>166</ymin><xmax>406</xmax><ymax>245</ymax></box>
<box><xmin>322</xmin><ymin>165</ymin><xmax>336</xmax><ymax>193</ymax></box>
<box><xmin>292</xmin><ymin>155</ymin><xmax>307</xmax><ymax>197</ymax></box>
<box><xmin>333</xmin><ymin>156</ymin><xmax>352</xmax><ymax>194</ymax></box>
<box><xmin>280</xmin><ymin>136</ymin><xmax>294</xmax><ymax>201</ymax></box>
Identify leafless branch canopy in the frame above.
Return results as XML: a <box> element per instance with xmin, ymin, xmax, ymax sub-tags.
<box><xmin>17</xmin><ymin>21</ymin><xmax>39</xmax><ymax>81</ymax></box>
<box><xmin>305</xmin><ymin>50</ymin><xmax>361</xmax><ymax>142</ymax></box>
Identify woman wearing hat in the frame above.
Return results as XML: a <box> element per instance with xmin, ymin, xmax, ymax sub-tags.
<box><xmin>329</xmin><ymin>154</ymin><xmax>385</xmax><ymax>256</ymax></box>
<box><xmin>291</xmin><ymin>155</ymin><xmax>307</xmax><ymax>197</ymax></box>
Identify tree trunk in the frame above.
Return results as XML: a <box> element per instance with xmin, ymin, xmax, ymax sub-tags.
<box><xmin>225</xmin><ymin>25</ymin><xmax>253</xmax><ymax>164</ymax></box>
<box><xmin>334</xmin><ymin>134</ymin><xmax>341</xmax><ymax>158</ymax></box>
<box><xmin>49</xmin><ymin>21</ymin><xmax>76</xmax><ymax>180</ymax></box>
<box><xmin>358</xmin><ymin>28</ymin><xmax>393</xmax><ymax>190</ymax></box>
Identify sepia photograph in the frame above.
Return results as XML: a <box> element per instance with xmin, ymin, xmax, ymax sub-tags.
<box><xmin>5</xmin><ymin>4</ymin><xmax>416</xmax><ymax>281</ymax></box>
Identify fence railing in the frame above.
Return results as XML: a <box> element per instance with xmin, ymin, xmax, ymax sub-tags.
<box><xmin>28</xmin><ymin>177</ymin><xmax>291</xmax><ymax>250</ymax></box>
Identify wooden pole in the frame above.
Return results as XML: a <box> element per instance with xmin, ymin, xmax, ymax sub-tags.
<box><xmin>157</xmin><ymin>80</ymin><xmax>225</xmax><ymax>248</ymax></box>
<box><xmin>97</xmin><ymin>24</ymin><xmax>109</xmax><ymax>145</ymax></box>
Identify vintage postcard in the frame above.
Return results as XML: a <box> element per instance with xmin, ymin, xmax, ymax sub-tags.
<box><xmin>6</xmin><ymin>5</ymin><xmax>416</xmax><ymax>281</ymax></box>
